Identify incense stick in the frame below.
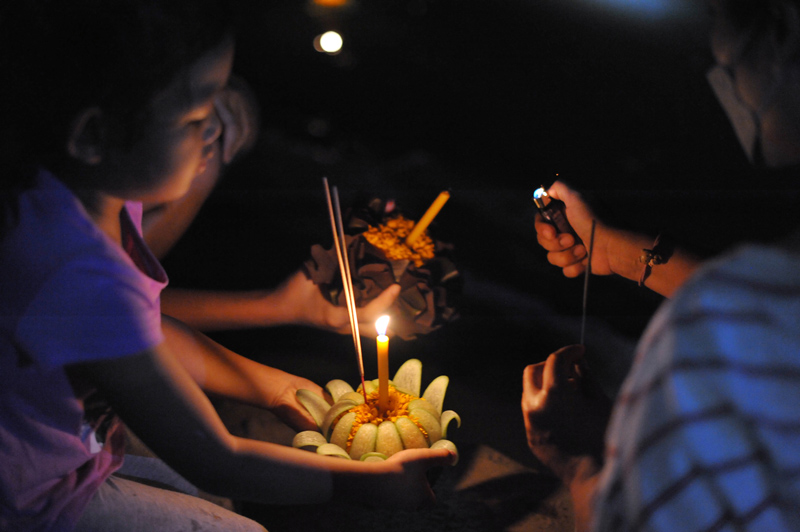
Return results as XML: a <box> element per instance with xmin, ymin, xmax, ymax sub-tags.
<box><xmin>580</xmin><ymin>220</ymin><xmax>596</xmax><ymax>346</ymax></box>
<box><xmin>332</xmin><ymin>187</ymin><xmax>364</xmax><ymax>364</ymax></box>
<box><xmin>322</xmin><ymin>178</ymin><xmax>367</xmax><ymax>398</ymax></box>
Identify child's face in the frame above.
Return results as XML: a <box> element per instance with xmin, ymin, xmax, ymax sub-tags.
<box><xmin>107</xmin><ymin>37</ymin><xmax>235</xmax><ymax>203</ymax></box>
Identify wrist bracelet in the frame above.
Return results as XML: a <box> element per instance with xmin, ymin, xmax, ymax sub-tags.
<box><xmin>638</xmin><ymin>233</ymin><xmax>673</xmax><ymax>287</ymax></box>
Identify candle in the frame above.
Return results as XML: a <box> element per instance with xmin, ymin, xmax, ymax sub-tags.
<box><xmin>376</xmin><ymin>315</ymin><xmax>391</xmax><ymax>412</ymax></box>
<box><xmin>405</xmin><ymin>190</ymin><xmax>450</xmax><ymax>246</ymax></box>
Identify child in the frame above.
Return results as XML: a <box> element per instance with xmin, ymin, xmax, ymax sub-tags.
<box><xmin>0</xmin><ymin>1</ymin><xmax>454</xmax><ymax>531</ymax></box>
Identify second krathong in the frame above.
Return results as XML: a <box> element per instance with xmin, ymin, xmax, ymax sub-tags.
<box><xmin>304</xmin><ymin>191</ymin><xmax>462</xmax><ymax>340</ymax></box>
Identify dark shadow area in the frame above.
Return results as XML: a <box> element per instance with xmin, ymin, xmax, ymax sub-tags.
<box><xmin>242</xmin><ymin>443</ymin><xmax>570</xmax><ymax>532</ymax></box>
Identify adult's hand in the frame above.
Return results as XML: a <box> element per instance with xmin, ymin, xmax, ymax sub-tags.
<box><xmin>534</xmin><ymin>181</ymin><xmax>613</xmax><ymax>279</ymax></box>
<box><xmin>521</xmin><ymin>345</ymin><xmax>611</xmax><ymax>483</ymax></box>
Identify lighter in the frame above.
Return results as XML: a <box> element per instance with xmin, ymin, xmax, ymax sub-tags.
<box><xmin>532</xmin><ymin>186</ymin><xmax>580</xmax><ymax>240</ymax></box>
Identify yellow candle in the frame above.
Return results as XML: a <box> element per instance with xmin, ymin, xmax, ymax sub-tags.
<box><xmin>376</xmin><ymin>315</ymin><xmax>390</xmax><ymax>412</ymax></box>
<box><xmin>405</xmin><ymin>190</ymin><xmax>450</xmax><ymax>246</ymax></box>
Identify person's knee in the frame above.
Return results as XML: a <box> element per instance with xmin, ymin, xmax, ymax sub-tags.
<box><xmin>75</xmin><ymin>476</ymin><xmax>267</xmax><ymax>532</ymax></box>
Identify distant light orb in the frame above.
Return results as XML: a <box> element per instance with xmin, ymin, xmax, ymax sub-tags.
<box><xmin>314</xmin><ymin>31</ymin><xmax>343</xmax><ymax>54</ymax></box>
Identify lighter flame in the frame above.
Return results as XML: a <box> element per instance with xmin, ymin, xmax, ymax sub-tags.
<box><xmin>375</xmin><ymin>315</ymin><xmax>390</xmax><ymax>336</ymax></box>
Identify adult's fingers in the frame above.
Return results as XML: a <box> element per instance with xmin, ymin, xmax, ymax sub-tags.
<box><xmin>534</xmin><ymin>213</ymin><xmax>557</xmax><ymax>241</ymax></box>
<box><xmin>546</xmin><ymin>245</ymin><xmax>587</xmax><ymax>268</ymax></box>
<box><xmin>542</xmin><ymin>345</ymin><xmax>586</xmax><ymax>389</ymax></box>
<box><xmin>523</xmin><ymin>362</ymin><xmax>546</xmax><ymax>395</ymax></box>
<box><xmin>535</xmin><ymin>214</ymin><xmax>579</xmax><ymax>250</ymax></box>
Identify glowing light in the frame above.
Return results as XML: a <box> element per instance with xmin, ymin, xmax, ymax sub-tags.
<box><xmin>576</xmin><ymin>0</ymin><xmax>697</xmax><ymax>20</ymax></box>
<box><xmin>314</xmin><ymin>31</ymin><xmax>343</xmax><ymax>54</ymax></box>
<box><xmin>376</xmin><ymin>315</ymin><xmax>390</xmax><ymax>336</ymax></box>
<box><xmin>602</xmin><ymin>0</ymin><xmax>670</xmax><ymax>14</ymax></box>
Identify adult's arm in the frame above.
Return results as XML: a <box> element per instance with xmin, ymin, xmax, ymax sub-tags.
<box><xmin>521</xmin><ymin>345</ymin><xmax>612</xmax><ymax>531</ymax></box>
<box><xmin>534</xmin><ymin>181</ymin><xmax>700</xmax><ymax>298</ymax></box>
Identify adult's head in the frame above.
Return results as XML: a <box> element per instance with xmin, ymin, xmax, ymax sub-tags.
<box><xmin>708</xmin><ymin>0</ymin><xmax>800</xmax><ymax>167</ymax></box>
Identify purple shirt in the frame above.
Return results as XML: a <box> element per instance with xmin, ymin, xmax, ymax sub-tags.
<box><xmin>0</xmin><ymin>169</ymin><xmax>168</xmax><ymax>531</ymax></box>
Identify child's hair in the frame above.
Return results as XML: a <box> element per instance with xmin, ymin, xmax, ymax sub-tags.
<box><xmin>1</xmin><ymin>0</ymin><xmax>235</xmax><ymax>188</ymax></box>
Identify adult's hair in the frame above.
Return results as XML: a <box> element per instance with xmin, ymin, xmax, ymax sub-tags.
<box><xmin>0</xmin><ymin>0</ymin><xmax>235</xmax><ymax>186</ymax></box>
<box><xmin>716</xmin><ymin>0</ymin><xmax>800</xmax><ymax>63</ymax></box>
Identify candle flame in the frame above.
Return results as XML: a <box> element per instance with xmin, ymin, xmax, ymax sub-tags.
<box><xmin>376</xmin><ymin>315</ymin><xmax>390</xmax><ymax>336</ymax></box>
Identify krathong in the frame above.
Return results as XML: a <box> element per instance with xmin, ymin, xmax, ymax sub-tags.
<box><xmin>304</xmin><ymin>197</ymin><xmax>462</xmax><ymax>340</ymax></box>
<box><xmin>293</xmin><ymin>359</ymin><xmax>460</xmax><ymax>462</ymax></box>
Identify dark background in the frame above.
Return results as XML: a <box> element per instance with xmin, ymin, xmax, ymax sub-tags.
<box><xmin>158</xmin><ymin>2</ymin><xmax>799</xmax><ymax>527</ymax></box>
<box><xmin>164</xmin><ymin>1</ymin><xmax>759</xmax><ymax>340</ymax></box>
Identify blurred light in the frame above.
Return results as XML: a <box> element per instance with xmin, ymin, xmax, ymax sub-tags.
<box><xmin>602</xmin><ymin>0</ymin><xmax>670</xmax><ymax>15</ymax></box>
<box><xmin>314</xmin><ymin>31</ymin><xmax>343</xmax><ymax>54</ymax></box>
<box><xmin>572</xmin><ymin>0</ymin><xmax>696</xmax><ymax>20</ymax></box>
<box><xmin>312</xmin><ymin>0</ymin><xmax>349</xmax><ymax>6</ymax></box>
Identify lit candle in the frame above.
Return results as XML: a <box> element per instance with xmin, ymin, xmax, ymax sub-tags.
<box><xmin>405</xmin><ymin>190</ymin><xmax>450</xmax><ymax>246</ymax></box>
<box><xmin>376</xmin><ymin>315</ymin><xmax>390</xmax><ymax>412</ymax></box>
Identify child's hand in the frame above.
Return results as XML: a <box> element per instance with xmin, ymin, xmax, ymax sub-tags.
<box><xmin>352</xmin><ymin>447</ymin><xmax>456</xmax><ymax>510</ymax></box>
<box><xmin>324</xmin><ymin>283</ymin><xmax>402</xmax><ymax>337</ymax></box>
<box><xmin>276</xmin><ymin>270</ymin><xmax>401</xmax><ymax>337</ymax></box>
<box><xmin>267</xmin><ymin>372</ymin><xmax>325</xmax><ymax>432</ymax></box>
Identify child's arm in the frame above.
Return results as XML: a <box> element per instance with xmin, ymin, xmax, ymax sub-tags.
<box><xmin>74</xmin><ymin>343</ymin><xmax>454</xmax><ymax>507</ymax></box>
<box><xmin>160</xmin><ymin>269</ymin><xmax>401</xmax><ymax>334</ymax></box>
<box><xmin>161</xmin><ymin>314</ymin><xmax>322</xmax><ymax>431</ymax></box>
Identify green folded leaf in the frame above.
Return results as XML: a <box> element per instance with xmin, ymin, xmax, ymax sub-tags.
<box><xmin>440</xmin><ymin>410</ymin><xmax>461</xmax><ymax>439</ymax></box>
<box><xmin>376</xmin><ymin>420</ymin><xmax>404</xmax><ymax>458</ymax></box>
<box><xmin>430</xmin><ymin>439</ymin><xmax>459</xmax><ymax>465</ymax></box>
<box><xmin>410</xmin><ymin>408</ymin><xmax>442</xmax><ymax>444</ymax></box>
<box><xmin>422</xmin><ymin>375</ymin><xmax>449</xmax><ymax>416</ymax></box>
<box><xmin>296</xmin><ymin>389</ymin><xmax>330</xmax><ymax>428</ymax></box>
<box><xmin>349</xmin><ymin>423</ymin><xmax>379</xmax><ymax>460</ymax></box>
<box><xmin>325</xmin><ymin>379</ymin><xmax>355</xmax><ymax>403</ymax></box>
<box><xmin>395</xmin><ymin>417</ymin><xmax>427</xmax><ymax>449</ymax></box>
<box><xmin>393</xmin><ymin>358</ymin><xmax>422</xmax><ymax>396</ymax></box>
<box><xmin>292</xmin><ymin>430</ymin><xmax>327</xmax><ymax>451</ymax></box>
<box><xmin>317</xmin><ymin>443</ymin><xmax>351</xmax><ymax>459</ymax></box>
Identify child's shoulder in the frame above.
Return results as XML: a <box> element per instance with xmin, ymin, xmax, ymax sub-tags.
<box><xmin>14</xmin><ymin>171</ymin><xmax>111</xmax><ymax>257</ymax></box>
<box><xmin>3</xmin><ymin>170</ymin><xmax>141</xmax><ymax>293</ymax></box>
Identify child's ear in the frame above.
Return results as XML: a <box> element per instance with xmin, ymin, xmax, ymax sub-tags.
<box><xmin>67</xmin><ymin>107</ymin><xmax>106</xmax><ymax>165</ymax></box>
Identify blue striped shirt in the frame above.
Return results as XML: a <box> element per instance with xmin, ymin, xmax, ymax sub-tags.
<box><xmin>594</xmin><ymin>236</ymin><xmax>800</xmax><ymax>531</ymax></box>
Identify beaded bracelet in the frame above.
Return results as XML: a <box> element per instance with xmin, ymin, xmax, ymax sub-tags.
<box><xmin>638</xmin><ymin>233</ymin><xmax>673</xmax><ymax>287</ymax></box>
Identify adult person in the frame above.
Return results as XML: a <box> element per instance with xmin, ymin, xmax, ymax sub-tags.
<box><xmin>524</xmin><ymin>1</ymin><xmax>800</xmax><ymax>530</ymax></box>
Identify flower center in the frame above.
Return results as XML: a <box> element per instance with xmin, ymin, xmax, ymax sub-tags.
<box><xmin>343</xmin><ymin>385</ymin><xmax>429</xmax><ymax>451</ymax></box>
<box><xmin>363</xmin><ymin>215</ymin><xmax>434</xmax><ymax>267</ymax></box>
